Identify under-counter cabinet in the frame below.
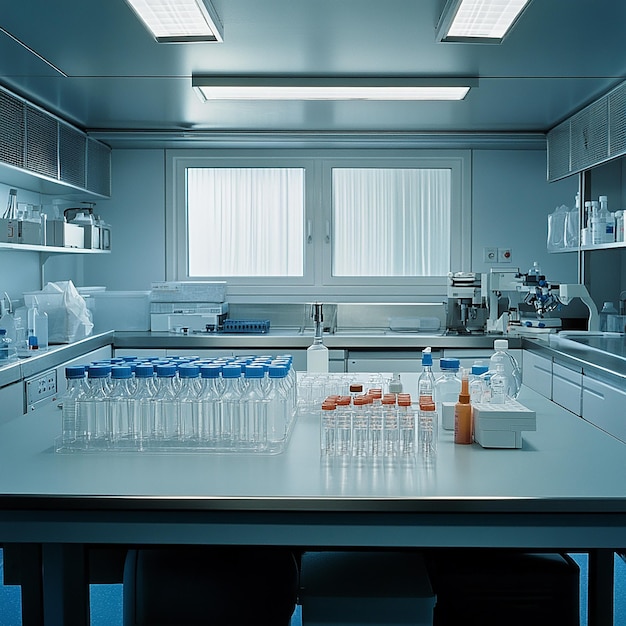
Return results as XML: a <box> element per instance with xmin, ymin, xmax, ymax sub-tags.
<box><xmin>582</xmin><ymin>374</ymin><xmax>626</xmax><ymax>443</ymax></box>
<box><xmin>522</xmin><ymin>351</ymin><xmax>552</xmax><ymax>399</ymax></box>
<box><xmin>552</xmin><ymin>362</ymin><xmax>583</xmax><ymax>416</ymax></box>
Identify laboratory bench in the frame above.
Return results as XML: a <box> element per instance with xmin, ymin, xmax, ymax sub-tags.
<box><xmin>0</xmin><ymin>384</ymin><xmax>624</xmax><ymax>625</ymax></box>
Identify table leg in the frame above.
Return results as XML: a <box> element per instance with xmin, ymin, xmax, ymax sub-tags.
<box><xmin>588</xmin><ymin>549</ymin><xmax>614</xmax><ymax>626</ymax></box>
<box><xmin>42</xmin><ymin>543</ymin><xmax>90</xmax><ymax>626</ymax></box>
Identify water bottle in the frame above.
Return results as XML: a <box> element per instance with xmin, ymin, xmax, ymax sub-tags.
<box><xmin>197</xmin><ymin>364</ymin><xmax>223</xmax><ymax>443</ymax></box>
<box><xmin>219</xmin><ymin>364</ymin><xmax>244</xmax><ymax>446</ymax></box>
<box><xmin>132</xmin><ymin>363</ymin><xmax>155</xmax><ymax>450</ymax></box>
<box><xmin>435</xmin><ymin>358</ymin><xmax>461</xmax><ymax>431</ymax></box>
<box><xmin>489</xmin><ymin>339</ymin><xmax>521</xmax><ymax>399</ymax></box>
<box><xmin>152</xmin><ymin>363</ymin><xmax>178</xmax><ymax>442</ymax></box>
<box><xmin>469</xmin><ymin>361</ymin><xmax>489</xmax><ymax>404</ymax></box>
<box><xmin>490</xmin><ymin>363</ymin><xmax>508</xmax><ymax>404</ymax></box>
<box><xmin>242</xmin><ymin>365</ymin><xmax>269</xmax><ymax>449</ymax></box>
<box><xmin>107</xmin><ymin>365</ymin><xmax>134</xmax><ymax>445</ymax></box>
<box><xmin>176</xmin><ymin>364</ymin><xmax>201</xmax><ymax>443</ymax></box>
<box><xmin>61</xmin><ymin>365</ymin><xmax>88</xmax><ymax>447</ymax></box>
<box><xmin>266</xmin><ymin>364</ymin><xmax>290</xmax><ymax>445</ymax></box>
<box><xmin>77</xmin><ymin>364</ymin><xmax>111</xmax><ymax>448</ymax></box>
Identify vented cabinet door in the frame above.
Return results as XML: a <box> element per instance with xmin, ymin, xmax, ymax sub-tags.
<box><xmin>570</xmin><ymin>97</ymin><xmax>609</xmax><ymax>174</ymax></box>
<box><xmin>547</xmin><ymin>120</ymin><xmax>571</xmax><ymax>182</ymax></box>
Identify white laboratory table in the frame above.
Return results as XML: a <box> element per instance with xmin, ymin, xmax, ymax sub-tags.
<box><xmin>0</xmin><ymin>386</ymin><xmax>625</xmax><ymax>625</ymax></box>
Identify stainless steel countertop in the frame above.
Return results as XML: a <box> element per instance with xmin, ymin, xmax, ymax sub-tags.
<box><xmin>0</xmin><ymin>332</ymin><xmax>114</xmax><ymax>388</ymax></box>
<box><xmin>523</xmin><ymin>333</ymin><xmax>626</xmax><ymax>385</ymax></box>
<box><xmin>113</xmin><ymin>330</ymin><xmax>515</xmax><ymax>351</ymax></box>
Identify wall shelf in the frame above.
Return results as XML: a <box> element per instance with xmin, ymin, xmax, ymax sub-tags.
<box><xmin>0</xmin><ymin>242</ymin><xmax>110</xmax><ymax>254</ymax></box>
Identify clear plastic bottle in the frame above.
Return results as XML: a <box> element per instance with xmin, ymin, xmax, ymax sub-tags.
<box><xmin>591</xmin><ymin>200</ymin><xmax>605</xmax><ymax>246</ymax></box>
<box><xmin>351</xmin><ymin>395</ymin><xmax>370</xmax><ymax>459</ymax></box>
<box><xmin>61</xmin><ymin>365</ymin><xmax>88</xmax><ymax>447</ymax></box>
<box><xmin>418</xmin><ymin>398</ymin><xmax>438</xmax><ymax>456</ymax></box>
<box><xmin>107</xmin><ymin>365</ymin><xmax>135</xmax><ymax>445</ymax></box>
<box><xmin>417</xmin><ymin>347</ymin><xmax>436</xmax><ymax>404</ymax></box>
<box><xmin>176</xmin><ymin>363</ymin><xmax>200</xmax><ymax>443</ymax></box>
<box><xmin>152</xmin><ymin>363</ymin><xmax>178</xmax><ymax>442</ymax></box>
<box><xmin>26</xmin><ymin>301</ymin><xmax>48</xmax><ymax>352</ymax></box>
<box><xmin>381</xmin><ymin>394</ymin><xmax>399</xmax><ymax>459</ymax></box>
<box><xmin>489</xmin><ymin>339</ymin><xmax>521</xmax><ymax>399</ymax></box>
<box><xmin>615</xmin><ymin>210</ymin><xmax>624</xmax><ymax>243</ymax></box>
<box><xmin>435</xmin><ymin>358</ymin><xmax>461</xmax><ymax>431</ymax></box>
<box><xmin>599</xmin><ymin>196</ymin><xmax>614</xmax><ymax>243</ymax></box>
<box><xmin>266</xmin><ymin>364</ymin><xmax>290</xmax><ymax>445</ymax></box>
<box><xmin>77</xmin><ymin>364</ymin><xmax>111</xmax><ymax>449</ymax></box>
<box><xmin>320</xmin><ymin>400</ymin><xmax>337</xmax><ymax>457</ymax></box>
<box><xmin>335</xmin><ymin>395</ymin><xmax>353</xmax><ymax>459</ymax></box>
<box><xmin>397</xmin><ymin>394</ymin><xmax>416</xmax><ymax>458</ymax></box>
<box><xmin>219</xmin><ymin>364</ymin><xmax>244</xmax><ymax>447</ymax></box>
<box><xmin>132</xmin><ymin>363</ymin><xmax>155</xmax><ymax>450</ymax></box>
<box><xmin>197</xmin><ymin>364</ymin><xmax>222</xmax><ymax>443</ymax></box>
<box><xmin>599</xmin><ymin>302</ymin><xmax>618</xmax><ymax>332</ymax></box>
<box><xmin>490</xmin><ymin>363</ymin><xmax>508</xmax><ymax>404</ymax></box>
<box><xmin>469</xmin><ymin>362</ymin><xmax>489</xmax><ymax>404</ymax></box>
<box><xmin>527</xmin><ymin>261</ymin><xmax>542</xmax><ymax>281</ymax></box>
<box><xmin>242</xmin><ymin>365</ymin><xmax>269</xmax><ymax>449</ymax></box>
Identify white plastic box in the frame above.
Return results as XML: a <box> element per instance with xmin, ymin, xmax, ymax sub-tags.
<box><xmin>300</xmin><ymin>551</ymin><xmax>435</xmax><ymax>626</ymax></box>
<box><xmin>473</xmin><ymin>399</ymin><xmax>536</xmax><ymax>449</ymax></box>
<box><xmin>90</xmin><ymin>291</ymin><xmax>150</xmax><ymax>332</ymax></box>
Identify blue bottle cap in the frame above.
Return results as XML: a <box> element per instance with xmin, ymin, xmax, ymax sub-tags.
<box><xmin>111</xmin><ymin>365</ymin><xmax>132</xmax><ymax>379</ymax></box>
<box><xmin>440</xmin><ymin>358</ymin><xmax>460</xmax><ymax>370</ymax></box>
<box><xmin>135</xmin><ymin>364</ymin><xmax>154</xmax><ymax>378</ymax></box>
<box><xmin>200</xmin><ymin>364</ymin><xmax>221</xmax><ymax>379</ymax></box>
<box><xmin>178</xmin><ymin>364</ymin><xmax>200</xmax><ymax>378</ymax></box>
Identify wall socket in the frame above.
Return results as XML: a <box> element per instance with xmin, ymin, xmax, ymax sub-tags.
<box><xmin>498</xmin><ymin>248</ymin><xmax>512</xmax><ymax>263</ymax></box>
<box><xmin>25</xmin><ymin>369</ymin><xmax>57</xmax><ymax>410</ymax></box>
<box><xmin>483</xmin><ymin>247</ymin><xmax>498</xmax><ymax>263</ymax></box>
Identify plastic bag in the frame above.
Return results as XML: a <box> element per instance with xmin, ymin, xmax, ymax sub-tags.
<box><xmin>564</xmin><ymin>207</ymin><xmax>580</xmax><ymax>248</ymax></box>
<box><xmin>547</xmin><ymin>205</ymin><xmax>569</xmax><ymax>251</ymax></box>
<box><xmin>24</xmin><ymin>280</ymin><xmax>94</xmax><ymax>343</ymax></box>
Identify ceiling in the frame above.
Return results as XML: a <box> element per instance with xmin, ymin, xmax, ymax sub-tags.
<box><xmin>1</xmin><ymin>0</ymin><xmax>625</xmax><ymax>146</ymax></box>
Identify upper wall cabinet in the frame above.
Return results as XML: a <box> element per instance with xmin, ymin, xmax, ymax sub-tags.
<box><xmin>0</xmin><ymin>85</ymin><xmax>111</xmax><ymax>198</ymax></box>
<box><xmin>547</xmin><ymin>80</ymin><xmax>626</xmax><ymax>182</ymax></box>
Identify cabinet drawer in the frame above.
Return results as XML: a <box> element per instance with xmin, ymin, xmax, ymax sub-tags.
<box><xmin>552</xmin><ymin>362</ymin><xmax>582</xmax><ymax>416</ymax></box>
<box><xmin>582</xmin><ymin>375</ymin><xmax>626</xmax><ymax>442</ymax></box>
<box><xmin>522</xmin><ymin>351</ymin><xmax>552</xmax><ymax>399</ymax></box>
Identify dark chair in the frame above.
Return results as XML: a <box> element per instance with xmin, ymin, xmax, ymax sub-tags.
<box><xmin>123</xmin><ymin>546</ymin><xmax>299</xmax><ymax>626</ymax></box>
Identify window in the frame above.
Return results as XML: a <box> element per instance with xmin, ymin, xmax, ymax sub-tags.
<box><xmin>167</xmin><ymin>150</ymin><xmax>470</xmax><ymax>301</ymax></box>
<box><xmin>186</xmin><ymin>167</ymin><xmax>305</xmax><ymax>277</ymax></box>
<box><xmin>331</xmin><ymin>168</ymin><xmax>451</xmax><ymax>277</ymax></box>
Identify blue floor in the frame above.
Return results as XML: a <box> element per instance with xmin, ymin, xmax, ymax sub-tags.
<box><xmin>1</xmin><ymin>549</ymin><xmax>625</xmax><ymax>625</ymax></box>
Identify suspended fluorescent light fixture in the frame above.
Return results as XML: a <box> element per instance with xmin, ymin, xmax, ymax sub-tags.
<box><xmin>436</xmin><ymin>0</ymin><xmax>532</xmax><ymax>43</ymax></box>
<box><xmin>125</xmin><ymin>0</ymin><xmax>223</xmax><ymax>42</ymax></box>
<box><xmin>192</xmin><ymin>77</ymin><xmax>476</xmax><ymax>101</ymax></box>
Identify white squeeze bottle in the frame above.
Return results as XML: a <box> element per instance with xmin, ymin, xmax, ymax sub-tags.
<box><xmin>307</xmin><ymin>303</ymin><xmax>329</xmax><ymax>373</ymax></box>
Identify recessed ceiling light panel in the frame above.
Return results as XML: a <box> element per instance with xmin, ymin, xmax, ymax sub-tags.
<box><xmin>437</xmin><ymin>0</ymin><xmax>532</xmax><ymax>43</ymax></box>
<box><xmin>125</xmin><ymin>0</ymin><xmax>223</xmax><ymax>43</ymax></box>
<box><xmin>192</xmin><ymin>77</ymin><xmax>476</xmax><ymax>101</ymax></box>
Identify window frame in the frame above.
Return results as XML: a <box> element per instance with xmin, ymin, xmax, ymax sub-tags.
<box><xmin>166</xmin><ymin>148</ymin><xmax>471</xmax><ymax>302</ymax></box>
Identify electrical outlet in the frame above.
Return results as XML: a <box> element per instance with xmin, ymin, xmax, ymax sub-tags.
<box><xmin>25</xmin><ymin>369</ymin><xmax>58</xmax><ymax>409</ymax></box>
<box><xmin>498</xmin><ymin>248</ymin><xmax>512</xmax><ymax>263</ymax></box>
<box><xmin>483</xmin><ymin>247</ymin><xmax>498</xmax><ymax>263</ymax></box>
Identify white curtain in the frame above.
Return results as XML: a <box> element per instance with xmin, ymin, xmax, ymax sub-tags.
<box><xmin>332</xmin><ymin>168</ymin><xmax>451</xmax><ymax>276</ymax></box>
<box><xmin>186</xmin><ymin>168</ymin><xmax>305</xmax><ymax>277</ymax></box>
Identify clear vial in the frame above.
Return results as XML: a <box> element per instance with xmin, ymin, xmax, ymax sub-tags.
<box><xmin>351</xmin><ymin>396</ymin><xmax>370</xmax><ymax>459</ymax></box>
<box><xmin>320</xmin><ymin>400</ymin><xmax>337</xmax><ymax>457</ymax></box>
<box><xmin>397</xmin><ymin>394</ymin><xmax>416</xmax><ymax>458</ymax></box>
<box><xmin>381</xmin><ymin>394</ymin><xmax>399</xmax><ymax>459</ymax></box>
<box><xmin>418</xmin><ymin>399</ymin><xmax>438</xmax><ymax>456</ymax></box>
